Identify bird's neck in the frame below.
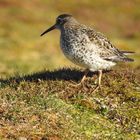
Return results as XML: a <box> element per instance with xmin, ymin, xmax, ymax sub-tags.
<box><xmin>61</xmin><ymin>21</ymin><xmax>81</xmax><ymax>34</ymax></box>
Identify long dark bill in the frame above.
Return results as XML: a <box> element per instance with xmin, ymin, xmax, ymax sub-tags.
<box><xmin>40</xmin><ymin>24</ymin><xmax>56</xmax><ymax>36</ymax></box>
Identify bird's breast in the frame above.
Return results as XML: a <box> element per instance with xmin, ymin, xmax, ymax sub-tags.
<box><xmin>60</xmin><ymin>33</ymin><xmax>87</xmax><ymax>58</ymax></box>
<box><xmin>60</xmin><ymin>32</ymin><xmax>92</xmax><ymax>68</ymax></box>
<box><xmin>60</xmin><ymin>33</ymin><xmax>116</xmax><ymax>70</ymax></box>
<box><xmin>60</xmin><ymin>31</ymin><xmax>89</xmax><ymax>52</ymax></box>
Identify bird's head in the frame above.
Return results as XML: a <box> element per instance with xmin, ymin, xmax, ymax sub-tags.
<box><xmin>40</xmin><ymin>14</ymin><xmax>74</xmax><ymax>36</ymax></box>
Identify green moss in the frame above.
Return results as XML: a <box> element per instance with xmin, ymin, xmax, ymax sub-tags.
<box><xmin>0</xmin><ymin>67</ymin><xmax>139</xmax><ymax>139</ymax></box>
<box><xmin>0</xmin><ymin>1</ymin><xmax>140</xmax><ymax>139</ymax></box>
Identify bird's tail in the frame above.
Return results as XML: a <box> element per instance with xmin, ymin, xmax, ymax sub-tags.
<box><xmin>103</xmin><ymin>50</ymin><xmax>134</xmax><ymax>62</ymax></box>
<box><xmin>122</xmin><ymin>57</ymin><xmax>134</xmax><ymax>62</ymax></box>
<box><xmin>121</xmin><ymin>51</ymin><xmax>134</xmax><ymax>62</ymax></box>
<box><xmin>121</xmin><ymin>51</ymin><xmax>135</xmax><ymax>55</ymax></box>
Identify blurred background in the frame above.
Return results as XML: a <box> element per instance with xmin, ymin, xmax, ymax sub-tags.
<box><xmin>0</xmin><ymin>0</ymin><xmax>140</xmax><ymax>78</ymax></box>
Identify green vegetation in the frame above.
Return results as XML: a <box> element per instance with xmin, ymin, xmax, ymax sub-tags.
<box><xmin>0</xmin><ymin>0</ymin><xmax>140</xmax><ymax>139</ymax></box>
<box><xmin>0</xmin><ymin>67</ymin><xmax>140</xmax><ymax>139</ymax></box>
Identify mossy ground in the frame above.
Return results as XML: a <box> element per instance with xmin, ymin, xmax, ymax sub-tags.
<box><xmin>0</xmin><ymin>0</ymin><xmax>140</xmax><ymax>139</ymax></box>
<box><xmin>0</xmin><ymin>65</ymin><xmax>140</xmax><ymax>139</ymax></box>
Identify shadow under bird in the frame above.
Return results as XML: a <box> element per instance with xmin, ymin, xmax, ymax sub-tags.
<box><xmin>41</xmin><ymin>14</ymin><xmax>134</xmax><ymax>91</ymax></box>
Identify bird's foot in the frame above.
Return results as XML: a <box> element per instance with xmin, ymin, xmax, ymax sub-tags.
<box><xmin>92</xmin><ymin>85</ymin><xmax>101</xmax><ymax>93</ymax></box>
<box><xmin>69</xmin><ymin>81</ymin><xmax>84</xmax><ymax>87</ymax></box>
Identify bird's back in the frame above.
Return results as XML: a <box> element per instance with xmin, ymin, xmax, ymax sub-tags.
<box><xmin>84</xmin><ymin>27</ymin><xmax>134</xmax><ymax>62</ymax></box>
<box><xmin>62</xmin><ymin>23</ymin><xmax>134</xmax><ymax>62</ymax></box>
<box><xmin>60</xmin><ymin>22</ymin><xmax>134</xmax><ymax>71</ymax></box>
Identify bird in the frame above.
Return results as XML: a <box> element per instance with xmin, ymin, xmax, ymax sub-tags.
<box><xmin>41</xmin><ymin>14</ymin><xmax>134</xmax><ymax>91</ymax></box>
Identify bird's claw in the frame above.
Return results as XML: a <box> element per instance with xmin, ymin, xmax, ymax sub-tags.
<box><xmin>92</xmin><ymin>85</ymin><xmax>101</xmax><ymax>93</ymax></box>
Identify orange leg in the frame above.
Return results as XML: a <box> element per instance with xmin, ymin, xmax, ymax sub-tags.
<box><xmin>70</xmin><ymin>69</ymin><xmax>89</xmax><ymax>86</ymax></box>
<box><xmin>92</xmin><ymin>70</ymin><xmax>102</xmax><ymax>92</ymax></box>
<box><xmin>79</xmin><ymin>69</ymin><xmax>89</xmax><ymax>84</ymax></box>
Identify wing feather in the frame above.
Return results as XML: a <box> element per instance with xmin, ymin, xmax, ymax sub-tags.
<box><xmin>85</xmin><ymin>28</ymin><xmax>133</xmax><ymax>62</ymax></box>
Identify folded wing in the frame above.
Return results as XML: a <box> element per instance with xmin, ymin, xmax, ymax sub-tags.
<box><xmin>86</xmin><ymin>29</ymin><xmax>134</xmax><ymax>62</ymax></box>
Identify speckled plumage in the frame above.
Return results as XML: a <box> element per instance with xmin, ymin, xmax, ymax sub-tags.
<box><xmin>58</xmin><ymin>16</ymin><xmax>133</xmax><ymax>72</ymax></box>
<box><xmin>41</xmin><ymin>14</ymin><xmax>134</xmax><ymax>88</ymax></box>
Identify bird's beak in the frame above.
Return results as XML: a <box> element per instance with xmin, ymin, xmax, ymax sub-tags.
<box><xmin>40</xmin><ymin>24</ymin><xmax>56</xmax><ymax>36</ymax></box>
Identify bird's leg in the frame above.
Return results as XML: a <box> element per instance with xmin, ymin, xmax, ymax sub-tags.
<box><xmin>92</xmin><ymin>70</ymin><xmax>102</xmax><ymax>92</ymax></box>
<box><xmin>70</xmin><ymin>69</ymin><xmax>89</xmax><ymax>87</ymax></box>
<box><xmin>79</xmin><ymin>69</ymin><xmax>89</xmax><ymax>84</ymax></box>
<box><xmin>98</xmin><ymin>70</ymin><xmax>102</xmax><ymax>86</ymax></box>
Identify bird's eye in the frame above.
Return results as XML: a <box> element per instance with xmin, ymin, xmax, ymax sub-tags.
<box><xmin>57</xmin><ymin>18</ymin><xmax>63</xmax><ymax>24</ymax></box>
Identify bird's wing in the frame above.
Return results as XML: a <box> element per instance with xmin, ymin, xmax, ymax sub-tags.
<box><xmin>85</xmin><ymin>28</ymin><xmax>133</xmax><ymax>62</ymax></box>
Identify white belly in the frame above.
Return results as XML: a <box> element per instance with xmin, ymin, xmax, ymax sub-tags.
<box><xmin>60</xmin><ymin>37</ymin><xmax>116</xmax><ymax>71</ymax></box>
<box><xmin>62</xmin><ymin>48</ymin><xmax>116</xmax><ymax>71</ymax></box>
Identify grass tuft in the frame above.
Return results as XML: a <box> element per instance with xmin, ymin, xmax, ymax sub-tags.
<box><xmin>0</xmin><ymin>66</ymin><xmax>140</xmax><ymax>139</ymax></box>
